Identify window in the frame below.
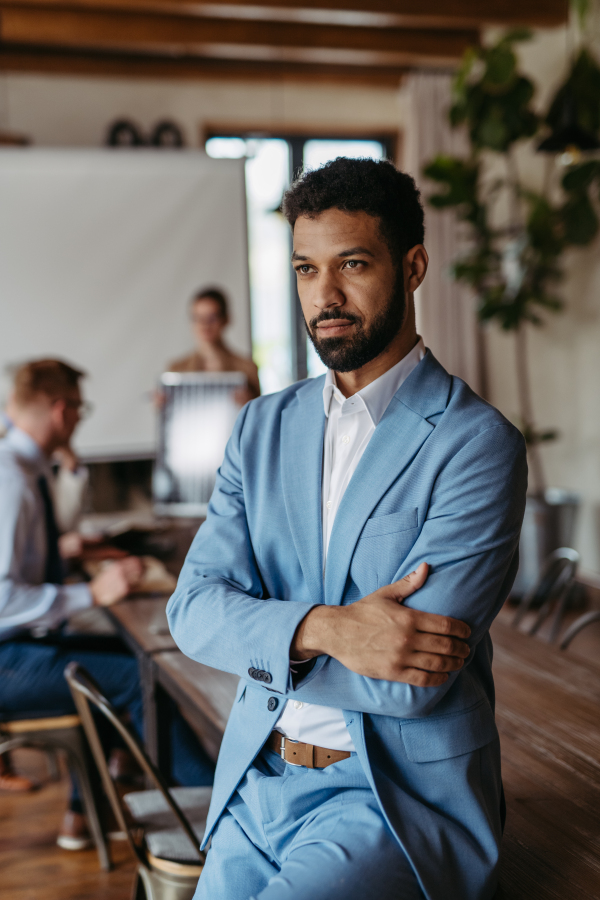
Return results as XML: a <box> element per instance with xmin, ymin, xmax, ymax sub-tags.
<box><xmin>206</xmin><ymin>134</ymin><xmax>389</xmax><ymax>392</ymax></box>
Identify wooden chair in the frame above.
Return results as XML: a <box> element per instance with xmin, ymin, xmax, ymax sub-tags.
<box><xmin>0</xmin><ymin>713</ymin><xmax>110</xmax><ymax>869</ymax></box>
<box><xmin>65</xmin><ymin>661</ymin><xmax>210</xmax><ymax>900</ymax></box>
<box><xmin>512</xmin><ymin>547</ymin><xmax>579</xmax><ymax>642</ymax></box>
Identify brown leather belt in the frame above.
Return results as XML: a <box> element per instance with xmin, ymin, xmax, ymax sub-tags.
<box><xmin>267</xmin><ymin>731</ymin><xmax>351</xmax><ymax>768</ymax></box>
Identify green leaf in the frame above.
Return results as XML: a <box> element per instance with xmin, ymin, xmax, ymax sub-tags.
<box><xmin>562</xmin><ymin>160</ymin><xmax>600</xmax><ymax>192</ymax></box>
<box><xmin>561</xmin><ymin>192</ymin><xmax>599</xmax><ymax>245</ymax></box>
<box><xmin>483</xmin><ymin>46</ymin><xmax>516</xmax><ymax>87</ymax></box>
<box><xmin>498</xmin><ymin>27</ymin><xmax>534</xmax><ymax>45</ymax></box>
<box><xmin>546</xmin><ymin>48</ymin><xmax>600</xmax><ymax>136</ymax></box>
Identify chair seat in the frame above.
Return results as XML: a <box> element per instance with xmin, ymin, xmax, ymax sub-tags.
<box><xmin>1</xmin><ymin>715</ymin><xmax>81</xmax><ymax>733</ymax></box>
<box><xmin>123</xmin><ymin>786</ymin><xmax>212</xmax><ymax>863</ymax></box>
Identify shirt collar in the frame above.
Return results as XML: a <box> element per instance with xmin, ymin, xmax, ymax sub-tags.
<box><xmin>4</xmin><ymin>426</ymin><xmax>52</xmax><ymax>476</ymax></box>
<box><xmin>323</xmin><ymin>337</ymin><xmax>425</xmax><ymax>426</ymax></box>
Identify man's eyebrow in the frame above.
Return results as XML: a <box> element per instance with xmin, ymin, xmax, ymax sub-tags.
<box><xmin>337</xmin><ymin>246</ymin><xmax>375</xmax><ymax>258</ymax></box>
<box><xmin>291</xmin><ymin>246</ymin><xmax>375</xmax><ymax>262</ymax></box>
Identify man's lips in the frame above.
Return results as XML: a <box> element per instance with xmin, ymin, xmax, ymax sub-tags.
<box><xmin>316</xmin><ymin>320</ymin><xmax>355</xmax><ymax>336</ymax></box>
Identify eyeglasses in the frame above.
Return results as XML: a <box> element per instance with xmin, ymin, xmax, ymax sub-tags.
<box><xmin>64</xmin><ymin>399</ymin><xmax>94</xmax><ymax>419</ymax></box>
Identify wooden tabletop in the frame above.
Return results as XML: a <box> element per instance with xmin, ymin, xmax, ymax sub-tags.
<box><xmin>153</xmin><ymin>651</ymin><xmax>239</xmax><ymax>763</ymax></box>
<box><xmin>491</xmin><ymin>619</ymin><xmax>600</xmax><ymax>898</ymax></box>
<box><xmin>108</xmin><ymin>596</ymin><xmax>177</xmax><ymax>655</ymax></box>
<box><xmin>108</xmin><ymin>594</ymin><xmax>600</xmax><ymax>896</ymax></box>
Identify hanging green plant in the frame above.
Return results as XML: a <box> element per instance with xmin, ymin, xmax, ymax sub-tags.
<box><xmin>423</xmin><ymin>25</ymin><xmax>600</xmax><ymax>495</ymax></box>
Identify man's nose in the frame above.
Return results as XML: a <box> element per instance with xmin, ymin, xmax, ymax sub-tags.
<box><xmin>312</xmin><ymin>268</ymin><xmax>344</xmax><ymax>311</ymax></box>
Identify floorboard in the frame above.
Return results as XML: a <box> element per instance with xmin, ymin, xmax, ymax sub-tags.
<box><xmin>0</xmin><ymin>749</ymin><xmax>135</xmax><ymax>900</ymax></box>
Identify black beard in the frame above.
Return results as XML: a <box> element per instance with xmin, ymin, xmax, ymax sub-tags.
<box><xmin>305</xmin><ymin>275</ymin><xmax>406</xmax><ymax>374</ymax></box>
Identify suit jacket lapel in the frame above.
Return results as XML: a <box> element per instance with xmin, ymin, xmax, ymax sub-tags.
<box><xmin>324</xmin><ymin>351</ymin><xmax>452</xmax><ymax>606</ymax></box>
<box><xmin>281</xmin><ymin>378</ymin><xmax>326</xmax><ymax>605</ymax></box>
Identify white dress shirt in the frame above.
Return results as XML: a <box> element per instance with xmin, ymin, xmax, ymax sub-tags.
<box><xmin>0</xmin><ymin>427</ymin><xmax>92</xmax><ymax>641</ymax></box>
<box><xmin>275</xmin><ymin>338</ymin><xmax>426</xmax><ymax>750</ymax></box>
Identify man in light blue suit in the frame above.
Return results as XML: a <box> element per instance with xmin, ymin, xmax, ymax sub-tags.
<box><xmin>168</xmin><ymin>158</ymin><xmax>527</xmax><ymax>900</ymax></box>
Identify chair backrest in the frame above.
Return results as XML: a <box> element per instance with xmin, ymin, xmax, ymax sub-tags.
<box><xmin>513</xmin><ymin>547</ymin><xmax>579</xmax><ymax>627</ymax></box>
<box><xmin>64</xmin><ymin>661</ymin><xmax>204</xmax><ymax>869</ymax></box>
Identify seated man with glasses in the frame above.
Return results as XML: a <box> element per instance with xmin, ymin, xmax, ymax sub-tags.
<box><xmin>0</xmin><ymin>359</ymin><xmax>214</xmax><ymax>848</ymax></box>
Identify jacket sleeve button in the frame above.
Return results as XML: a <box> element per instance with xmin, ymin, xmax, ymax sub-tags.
<box><xmin>267</xmin><ymin>697</ymin><xmax>279</xmax><ymax>712</ymax></box>
<box><xmin>248</xmin><ymin>668</ymin><xmax>257</xmax><ymax>679</ymax></box>
<box><xmin>262</xmin><ymin>672</ymin><xmax>273</xmax><ymax>684</ymax></box>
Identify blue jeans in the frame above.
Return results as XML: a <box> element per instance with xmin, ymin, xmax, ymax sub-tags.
<box><xmin>196</xmin><ymin>747</ymin><xmax>424</xmax><ymax>900</ymax></box>
<box><xmin>0</xmin><ymin>636</ymin><xmax>214</xmax><ymax>803</ymax></box>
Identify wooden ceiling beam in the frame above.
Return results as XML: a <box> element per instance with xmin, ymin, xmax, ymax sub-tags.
<box><xmin>0</xmin><ymin>45</ymin><xmax>410</xmax><ymax>84</ymax></box>
<box><xmin>0</xmin><ymin>0</ymin><xmax>569</xmax><ymax>30</ymax></box>
<box><xmin>0</xmin><ymin>7</ymin><xmax>479</xmax><ymax>66</ymax></box>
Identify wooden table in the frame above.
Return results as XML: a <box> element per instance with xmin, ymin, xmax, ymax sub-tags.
<box><xmin>491</xmin><ymin>618</ymin><xmax>600</xmax><ymax>898</ymax></box>
<box><xmin>109</xmin><ymin>597</ymin><xmax>600</xmax><ymax>896</ymax></box>
<box><xmin>108</xmin><ymin>596</ymin><xmax>237</xmax><ymax>766</ymax></box>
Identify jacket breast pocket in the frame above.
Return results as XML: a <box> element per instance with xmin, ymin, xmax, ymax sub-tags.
<box><xmin>361</xmin><ymin>508</ymin><xmax>418</xmax><ymax>539</ymax></box>
<box><xmin>350</xmin><ymin>508</ymin><xmax>419</xmax><ymax>594</ymax></box>
<box><xmin>400</xmin><ymin>700</ymin><xmax>498</xmax><ymax>763</ymax></box>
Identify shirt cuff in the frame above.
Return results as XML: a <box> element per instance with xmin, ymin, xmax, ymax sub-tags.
<box><xmin>54</xmin><ymin>583</ymin><xmax>94</xmax><ymax>620</ymax></box>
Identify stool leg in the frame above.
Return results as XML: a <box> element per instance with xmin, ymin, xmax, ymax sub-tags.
<box><xmin>63</xmin><ymin>729</ymin><xmax>112</xmax><ymax>871</ymax></box>
<box><xmin>46</xmin><ymin>748</ymin><xmax>62</xmax><ymax>782</ymax></box>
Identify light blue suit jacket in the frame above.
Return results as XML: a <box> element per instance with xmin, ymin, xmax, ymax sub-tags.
<box><xmin>167</xmin><ymin>351</ymin><xmax>527</xmax><ymax>900</ymax></box>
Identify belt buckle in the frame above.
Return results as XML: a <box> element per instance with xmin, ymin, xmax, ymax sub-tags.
<box><xmin>279</xmin><ymin>735</ymin><xmax>303</xmax><ymax>767</ymax></box>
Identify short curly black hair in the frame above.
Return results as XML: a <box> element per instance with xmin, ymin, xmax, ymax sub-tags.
<box><xmin>282</xmin><ymin>157</ymin><xmax>425</xmax><ymax>264</ymax></box>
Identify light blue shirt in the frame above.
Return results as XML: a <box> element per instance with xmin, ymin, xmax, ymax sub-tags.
<box><xmin>0</xmin><ymin>427</ymin><xmax>91</xmax><ymax>640</ymax></box>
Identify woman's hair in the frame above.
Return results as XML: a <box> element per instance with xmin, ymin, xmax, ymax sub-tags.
<box><xmin>191</xmin><ymin>287</ymin><xmax>229</xmax><ymax>320</ymax></box>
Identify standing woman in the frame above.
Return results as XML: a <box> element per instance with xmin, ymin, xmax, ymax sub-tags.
<box><xmin>168</xmin><ymin>287</ymin><xmax>261</xmax><ymax>404</ymax></box>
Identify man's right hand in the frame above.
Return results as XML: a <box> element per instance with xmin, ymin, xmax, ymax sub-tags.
<box><xmin>291</xmin><ymin>562</ymin><xmax>471</xmax><ymax>687</ymax></box>
<box><xmin>89</xmin><ymin>557</ymin><xmax>143</xmax><ymax>607</ymax></box>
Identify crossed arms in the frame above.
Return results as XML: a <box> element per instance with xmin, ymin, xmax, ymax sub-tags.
<box><xmin>167</xmin><ymin>405</ymin><xmax>527</xmax><ymax>721</ymax></box>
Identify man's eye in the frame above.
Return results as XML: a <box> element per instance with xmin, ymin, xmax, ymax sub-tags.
<box><xmin>344</xmin><ymin>260</ymin><xmax>362</xmax><ymax>269</ymax></box>
<box><xmin>298</xmin><ymin>265</ymin><xmax>312</xmax><ymax>274</ymax></box>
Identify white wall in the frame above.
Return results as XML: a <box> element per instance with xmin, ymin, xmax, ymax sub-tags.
<box><xmin>482</xmin><ymin>28</ymin><xmax>600</xmax><ymax>576</ymax></box>
<box><xmin>0</xmin><ymin>73</ymin><xmax>402</xmax><ymax>148</ymax></box>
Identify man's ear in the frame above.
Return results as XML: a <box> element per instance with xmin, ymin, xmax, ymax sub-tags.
<box><xmin>404</xmin><ymin>245</ymin><xmax>428</xmax><ymax>294</ymax></box>
<box><xmin>49</xmin><ymin>398</ymin><xmax>67</xmax><ymax>431</ymax></box>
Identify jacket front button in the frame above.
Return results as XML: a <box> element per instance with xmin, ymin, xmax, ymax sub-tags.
<box><xmin>267</xmin><ymin>697</ymin><xmax>279</xmax><ymax>712</ymax></box>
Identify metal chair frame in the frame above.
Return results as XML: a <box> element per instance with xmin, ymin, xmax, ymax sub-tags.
<box><xmin>64</xmin><ymin>661</ymin><xmax>205</xmax><ymax>900</ymax></box>
<box><xmin>512</xmin><ymin>547</ymin><xmax>579</xmax><ymax>643</ymax></box>
<box><xmin>560</xmin><ymin>608</ymin><xmax>600</xmax><ymax>650</ymax></box>
<box><xmin>0</xmin><ymin>713</ymin><xmax>110</xmax><ymax>869</ymax></box>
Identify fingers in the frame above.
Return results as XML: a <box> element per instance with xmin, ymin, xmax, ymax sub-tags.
<box><xmin>399</xmin><ymin>669</ymin><xmax>451</xmax><ymax>688</ymax></box>
<box><xmin>409</xmin><ymin>651</ymin><xmax>466</xmax><ymax>673</ymax></box>
<box><xmin>119</xmin><ymin>556</ymin><xmax>143</xmax><ymax>584</ymax></box>
<box><xmin>391</xmin><ymin>562</ymin><xmax>429</xmax><ymax>600</ymax></box>
<box><xmin>412</xmin><ymin>609</ymin><xmax>471</xmax><ymax>640</ymax></box>
<box><xmin>412</xmin><ymin>631</ymin><xmax>470</xmax><ymax>659</ymax></box>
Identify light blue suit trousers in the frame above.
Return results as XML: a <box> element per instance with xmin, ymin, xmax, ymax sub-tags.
<box><xmin>168</xmin><ymin>351</ymin><xmax>528</xmax><ymax>900</ymax></box>
<box><xmin>197</xmin><ymin>748</ymin><xmax>423</xmax><ymax>900</ymax></box>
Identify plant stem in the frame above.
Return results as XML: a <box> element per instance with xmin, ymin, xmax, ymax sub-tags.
<box><xmin>515</xmin><ymin>324</ymin><xmax>545</xmax><ymax>496</ymax></box>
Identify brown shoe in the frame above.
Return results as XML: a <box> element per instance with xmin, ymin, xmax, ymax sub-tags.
<box><xmin>0</xmin><ymin>755</ymin><xmax>36</xmax><ymax>793</ymax></box>
<box><xmin>56</xmin><ymin>810</ymin><xmax>93</xmax><ymax>851</ymax></box>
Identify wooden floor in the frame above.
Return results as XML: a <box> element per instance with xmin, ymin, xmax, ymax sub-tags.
<box><xmin>2</xmin><ymin>603</ymin><xmax>600</xmax><ymax>900</ymax></box>
<box><xmin>0</xmin><ymin>749</ymin><xmax>135</xmax><ymax>900</ymax></box>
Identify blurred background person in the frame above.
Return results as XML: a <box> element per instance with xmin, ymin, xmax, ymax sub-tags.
<box><xmin>0</xmin><ymin>359</ymin><xmax>214</xmax><ymax>846</ymax></box>
<box><xmin>167</xmin><ymin>286</ymin><xmax>261</xmax><ymax>403</ymax></box>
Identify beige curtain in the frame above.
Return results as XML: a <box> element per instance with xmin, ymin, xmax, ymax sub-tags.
<box><xmin>401</xmin><ymin>70</ymin><xmax>484</xmax><ymax>396</ymax></box>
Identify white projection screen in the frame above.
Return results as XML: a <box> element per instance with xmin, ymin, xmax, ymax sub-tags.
<box><xmin>0</xmin><ymin>149</ymin><xmax>250</xmax><ymax>459</ymax></box>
